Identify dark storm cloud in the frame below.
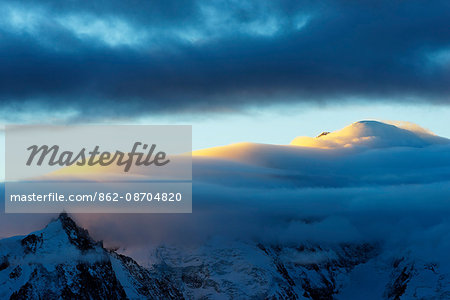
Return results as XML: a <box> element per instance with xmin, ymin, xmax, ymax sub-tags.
<box><xmin>0</xmin><ymin>0</ymin><xmax>449</xmax><ymax>118</ymax></box>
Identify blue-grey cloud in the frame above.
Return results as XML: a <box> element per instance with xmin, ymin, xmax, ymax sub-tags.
<box><xmin>0</xmin><ymin>0</ymin><xmax>449</xmax><ymax>119</ymax></box>
<box><xmin>1</xmin><ymin>121</ymin><xmax>449</xmax><ymax>267</ymax></box>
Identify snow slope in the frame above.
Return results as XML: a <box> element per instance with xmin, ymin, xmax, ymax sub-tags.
<box><xmin>0</xmin><ymin>213</ymin><xmax>181</xmax><ymax>299</ymax></box>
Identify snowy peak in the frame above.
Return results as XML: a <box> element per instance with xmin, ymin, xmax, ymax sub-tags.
<box><xmin>55</xmin><ymin>212</ymin><xmax>100</xmax><ymax>251</ymax></box>
<box><xmin>0</xmin><ymin>213</ymin><xmax>181</xmax><ymax>299</ymax></box>
<box><xmin>291</xmin><ymin>120</ymin><xmax>449</xmax><ymax>149</ymax></box>
<box><xmin>2</xmin><ymin>214</ymin><xmax>449</xmax><ymax>299</ymax></box>
<box><xmin>15</xmin><ymin>213</ymin><xmax>103</xmax><ymax>257</ymax></box>
<box><xmin>193</xmin><ymin>120</ymin><xmax>449</xmax><ymax>161</ymax></box>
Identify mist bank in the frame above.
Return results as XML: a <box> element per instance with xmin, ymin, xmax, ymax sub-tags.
<box><xmin>1</xmin><ymin>121</ymin><xmax>449</xmax><ymax>266</ymax></box>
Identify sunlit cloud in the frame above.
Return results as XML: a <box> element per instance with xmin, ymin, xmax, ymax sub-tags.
<box><xmin>290</xmin><ymin>121</ymin><xmax>449</xmax><ymax>149</ymax></box>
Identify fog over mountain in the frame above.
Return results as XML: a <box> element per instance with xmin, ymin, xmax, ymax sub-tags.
<box><xmin>1</xmin><ymin>120</ymin><xmax>450</xmax><ymax>298</ymax></box>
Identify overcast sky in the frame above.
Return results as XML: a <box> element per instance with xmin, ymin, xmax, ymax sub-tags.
<box><xmin>0</xmin><ymin>0</ymin><xmax>448</xmax><ymax>119</ymax></box>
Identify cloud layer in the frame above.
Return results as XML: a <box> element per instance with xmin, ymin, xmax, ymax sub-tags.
<box><xmin>1</xmin><ymin>121</ymin><xmax>449</xmax><ymax>267</ymax></box>
<box><xmin>0</xmin><ymin>1</ymin><xmax>449</xmax><ymax>119</ymax></box>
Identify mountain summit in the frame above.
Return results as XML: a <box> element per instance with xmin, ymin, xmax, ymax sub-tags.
<box><xmin>193</xmin><ymin>120</ymin><xmax>449</xmax><ymax>160</ymax></box>
<box><xmin>291</xmin><ymin>120</ymin><xmax>449</xmax><ymax>149</ymax></box>
<box><xmin>0</xmin><ymin>213</ymin><xmax>181</xmax><ymax>300</ymax></box>
<box><xmin>1</xmin><ymin>213</ymin><xmax>449</xmax><ymax>299</ymax></box>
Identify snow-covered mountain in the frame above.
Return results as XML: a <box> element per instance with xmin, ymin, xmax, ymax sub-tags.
<box><xmin>1</xmin><ymin>121</ymin><xmax>450</xmax><ymax>299</ymax></box>
<box><xmin>1</xmin><ymin>213</ymin><xmax>449</xmax><ymax>299</ymax></box>
<box><xmin>193</xmin><ymin>120</ymin><xmax>449</xmax><ymax>161</ymax></box>
<box><xmin>290</xmin><ymin>120</ymin><xmax>449</xmax><ymax>149</ymax></box>
<box><xmin>34</xmin><ymin>120</ymin><xmax>450</xmax><ymax>186</ymax></box>
<box><xmin>0</xmin><ymin>213</ymin><xmax>182</xmax><ymax>299</ymax></box>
